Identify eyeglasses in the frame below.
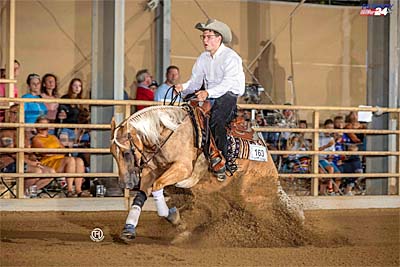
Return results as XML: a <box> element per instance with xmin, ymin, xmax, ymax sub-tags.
<box><xmin>200</xmin><ymin>34</ymin><xmax>218</xmax><ymax>40</ymax></box>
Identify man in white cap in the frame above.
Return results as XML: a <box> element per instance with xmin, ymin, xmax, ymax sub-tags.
<box><xmin>176</xmin><ymin>19</ymin><xmax>245</xmax><ymax>181</ymax></box>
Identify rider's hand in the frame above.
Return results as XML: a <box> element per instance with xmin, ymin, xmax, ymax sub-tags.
<box><xmin>195</xmin><ymin>90</ymin><xmax>208</xmax><ymax>102</ymax></box>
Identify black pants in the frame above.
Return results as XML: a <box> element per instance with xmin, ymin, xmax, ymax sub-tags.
<box><xmin>210</xmin><ymin>92</ymin><xmax>238</xmax><ymax>159</ymax></box>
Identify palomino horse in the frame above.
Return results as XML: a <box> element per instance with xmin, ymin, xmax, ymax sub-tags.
<box><xmin>110</xmin><ymin>105</ymin><xmax>304</xmax><ymax>243</ymax></box>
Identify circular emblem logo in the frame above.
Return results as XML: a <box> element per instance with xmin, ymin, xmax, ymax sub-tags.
<box><xmin>90</xmin><ymin>228</ymin><xmax>105</xmax><ymax>242</ymax></box>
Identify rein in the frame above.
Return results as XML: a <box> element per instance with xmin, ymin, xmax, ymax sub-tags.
<box><xmin>127</xmin><ymin>128</ymin><xmax>175</xmax><ymax>170</ymax></box>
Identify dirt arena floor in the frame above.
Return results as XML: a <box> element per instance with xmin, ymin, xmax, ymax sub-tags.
<box><xmin>1</xmin><ymin>208</ymin><xmax>399</xmax><ymax>267</ymax></box>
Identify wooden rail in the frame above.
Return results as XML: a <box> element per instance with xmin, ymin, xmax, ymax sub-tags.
<box><xmin>0</xmin><ymin>97</ymin><xmax>399</xmax><ymax>198</ymax></box>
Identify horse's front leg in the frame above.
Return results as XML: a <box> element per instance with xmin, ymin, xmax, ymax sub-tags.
<box><xmin>120</xmin><ymin>170</ymin><xmax>157</xmax><ymax>242</ymax></box>
<box><xmin>152</xmin><ymin>161</ymin><xmax>193</xmax><ymax>191</ymax></box>
<box><xmin>120</xmin><ymin>189</ymin><xmax>147</xmax><ymax>241</ymax></box>
<box><xmin>152</xmin><ymin>161</ymin><xmax>193</xmax><ymax>225</ymax></box>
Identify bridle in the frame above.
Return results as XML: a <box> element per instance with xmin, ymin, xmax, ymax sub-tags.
<box><xmin>112</xmin><ymin>120</ymin><xmax>179</xmax><ymax>177</ymax></box>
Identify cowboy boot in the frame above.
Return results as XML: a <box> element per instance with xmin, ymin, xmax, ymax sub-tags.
<box><xmin>209</xmin><ymin>146</ymin><xmax>227</xmax><ymax>182</ymax></box>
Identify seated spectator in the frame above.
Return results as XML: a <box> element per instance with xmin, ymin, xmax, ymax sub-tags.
<box><xmin>334</xmin><ymin>115</ymin><xmax>345</xmax><ymax>130</ymax></box>
<box><xmin>22</xmin><ymin>74</ymin><xmax>48</xmax><ymax>123</ymax></box>
<box><xmin>341</xmin><ymin>144</ymin><xmax>363</xmax><ymax>195</ymax></box>
<box><xmin>256</xmin><ymin>112</ymin><xmax>267</xmax><ymax>126</ymax></box>
<box><xmin>0</xmin><ymin>108</ymin><xmax>54</xmax><ymax>195</ymax></box>
<box><xmin>134</xmin><ymin>69</ymin><xmax>154</xmax><ymax>111</ymax></box>
<box><xmin>154</xmin><ymin>65</ymin><xmax>182</xmax><ymax>103</ymax></box>
<box><xmin>298</xmin><ymin>119</ymin><xmax>312</xmax><ymax>147</ymax></box>
<box><xmin>56</xmin><ymin>78</ymin><xmax>89</xmax><ymax>139</ymax></box>
<box><xmin>282</xmin><ymin>134</ymin><xmax>310</xmax><ymax>173</ymax></box>
<box><xmin>31</xmin><ymin>116</ymin><xmax>91</xmax><ymax>197</ymax></box>
<box><xmin>40</xmin><ymin>73</ymin><xmax>60</xmax><ymax>122</ymax></box>
<box><xmin>277</xmin><ymin>103</ymin><xmax>297</xmax><ymax>150</ymax></box>
<box><xmin>0</xmin><ymin>59</ymin><xmax>20</xmax><ymax>122</ymax></box>
<box><xmin>318</xmin><ymin>119</ymin><xmax>341</xmax><ymax>195</ymax></box>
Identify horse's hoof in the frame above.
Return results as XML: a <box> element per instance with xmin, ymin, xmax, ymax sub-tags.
<box><xmin>120</xmin><ymin>224</ymin><xmax>136</xmax><ymax>241</ymax></box>
<box><xmin>166</xmin><ymin>207</ymin><xmax>181</xmax><ymax>225</ymax></box>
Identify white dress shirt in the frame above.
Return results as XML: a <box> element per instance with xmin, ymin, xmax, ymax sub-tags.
<box><xmin>182</xmin><ymin>43</ymin><xmax>245</xmax><ymax>99</ymax></box>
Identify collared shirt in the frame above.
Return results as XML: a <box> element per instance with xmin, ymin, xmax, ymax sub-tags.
<box><xmin>182</xmin><ymin>43</ymin><xmax>245</xmax><ymax>99</ymax></box>
<box><xmin>154</xmin><ymin>83</ymin><xmax>182</xmax><ymax>102</ymax></box>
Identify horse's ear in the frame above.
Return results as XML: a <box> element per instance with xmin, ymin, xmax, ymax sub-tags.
<box><xmin>111</xmin><ymin>117</ymin><xmax>116</xmax><ymax>134</ymax></box>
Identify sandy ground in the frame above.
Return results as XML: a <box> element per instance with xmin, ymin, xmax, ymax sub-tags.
<box><xmin>1</xmin><ymin>208</ymin><xmax>399</xmax><ymax>267</ymax></box>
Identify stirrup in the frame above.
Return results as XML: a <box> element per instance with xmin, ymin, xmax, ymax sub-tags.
<box><xmin>213</xmin><ymin>166</ymin><xmax>227</xmax><ymax>182</ymax></box>
<box><xmin>210</xmin><ymin>157</ymin><xmax>222</xmax><ymax>168</ymax></box>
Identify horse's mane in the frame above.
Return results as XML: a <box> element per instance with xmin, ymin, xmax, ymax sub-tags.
<box><xmin>127</xmin><ymin>106</ymin><xmax>187</xmax><ymax>145</ymax></box>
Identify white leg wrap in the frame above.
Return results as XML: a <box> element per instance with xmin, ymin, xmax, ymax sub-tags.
<box><xmin>125</xmin><ymin>205</ymin><xmax>141</xmax><ymax>227</ymax></box>
<box><xmin>152</xmin><ymin>189</ymin><xmax>169</xmax><ymax>217</ymax></box>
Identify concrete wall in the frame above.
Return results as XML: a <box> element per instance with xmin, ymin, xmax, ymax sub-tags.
<box><xmin>1</xmin><ymin>0</ymin><xmax>367</xmax><ymax>123</ymax></box>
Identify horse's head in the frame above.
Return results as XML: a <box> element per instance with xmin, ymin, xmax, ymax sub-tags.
<box><xmin>110</xmin><ymin>117</ymin><xmax>144</xmax><ymax>189</ymax></box>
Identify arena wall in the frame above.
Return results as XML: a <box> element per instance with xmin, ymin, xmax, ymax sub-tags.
<box><xmin>1</xmin><ymin>0</ymin><xmax>367</xmax><ymax>121</ymax></box>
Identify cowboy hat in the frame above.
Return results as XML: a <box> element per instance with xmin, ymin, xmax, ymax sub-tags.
<box><xmin>195</xmin><ymin>18</ymin><xmax>232</xmax><ymax>44</ymax></box>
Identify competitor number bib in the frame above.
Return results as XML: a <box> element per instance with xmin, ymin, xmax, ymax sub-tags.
<box><xmin>249</xmin><ymin>144</ymin><xmax>268</xmax><ymax>162</ymax></box>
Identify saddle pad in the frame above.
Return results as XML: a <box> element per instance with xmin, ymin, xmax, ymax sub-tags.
<box><xmin>227</xmin><ymin>135</ymin><xmax>267</xmax><ymax>160</ymax></box>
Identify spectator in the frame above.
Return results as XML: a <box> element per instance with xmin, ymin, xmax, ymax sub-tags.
<box><xmin>344</xmin><ymin>111</ymin><xmax>366</xmax><ymax>149</ymax></box>
<box><xmin>331</xmin><ymin>115</ymin><xmax>345</xmax><ymax>170</ymax></box>
<box><xmin>318</xmin><ymin>119</ymin><xmax>341</xmax><ymax>195</ymax></box>
<box><xmin>277</xmin><ymin>103</ymin><xmax>297</xmax><ymax>150</ymax></box>
<box><xmin>341</xmin><ymin>144</ymin><xmax>363</xmax><ymax>195</ymax></box>
<box><xmin>298</xmin><ymin>119</ymin><xmax>312</xmax><ymax>146</ymax></box>
<box><xmin>58</xmin><ymin>78</ymin><xmax>85</xmax><ymax>124</ymax></box>
<box><xmin>134</xmin><ymin>69</ymin><xmax>154</xmax><ymax>111</ymax></box>
<box><xmin>334</xmin><ymin>115</ymin><xmax>345</xmax><ymax>130</ymax></box>
<box><xmin>56</xmin><ymin>78</ymin><xmax>91</xmax><ymax>164</ymax></box>
<box><xmin>31</xmin><ymin>116</ymin><xmax>91</xmax><ymax>197</ymax></box>
<box><xmin>21</xmin><ymin>74</ymin><xmax>48</xmax><ymax>123</ymax></box>
<box><xmin>0</xmin><ymin>105</ymin><xmax>54</xmax><ymax>195</ymax></box>
<box><xmin>282</xmin><ymin>134</ymin><xmax>310</xmax><ymax>173</ymax></box>
<box><xmin>0</xmin><ymin>60</ymin><xmax>20</xmax><ymax>122</ymax></box>
<box><xmin>40</xmin><ymin>73</ymin><xmax>59</xmax><ymax>122</ymax></box>
<box><xmin>282</xmin><ymin>103</ymin><xmax>297</xmax><ymax>127</ymax></box>
<box><xmin>154</xmin><ymin>65</ymin><xmax>182</xmax><ymax>103</ymax></box>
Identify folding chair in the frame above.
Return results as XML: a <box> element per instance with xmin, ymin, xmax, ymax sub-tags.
<box><xmin>0</xmin><ymin>176</ymin><xmax>17</xmax><ymax>198</ymax></box>
<box><xmin>37</xmin><ymin>178</ymin><xmax>68</xmax><ymax>198</ymax></box>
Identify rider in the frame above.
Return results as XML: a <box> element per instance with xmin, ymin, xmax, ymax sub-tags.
<box><xmin>176</xmin><ymin>19</ymin><xmax>245</xmax><ymax>181</ymax></box>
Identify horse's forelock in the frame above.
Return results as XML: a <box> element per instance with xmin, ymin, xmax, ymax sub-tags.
<box><xmin>127</xmin><ymin>106</ymin><xmax>186</xmax><ymax>145</ymax></box>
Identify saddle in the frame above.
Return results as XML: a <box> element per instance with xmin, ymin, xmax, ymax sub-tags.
<box><xmin>227</xmin><ymin>117</ymin><xmax>255</xmax><ymax>140</ymax></box>
<box><xmin>186</xmin><ymin>101</ymin><xmax>260</xmax><ymax>178</ymax></box>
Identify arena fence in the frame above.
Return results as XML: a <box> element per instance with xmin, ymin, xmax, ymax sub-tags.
<box><xmin>0</xmin><ymin>97</ymin><xmax>399</xmax><ymax>198</ymax></box>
